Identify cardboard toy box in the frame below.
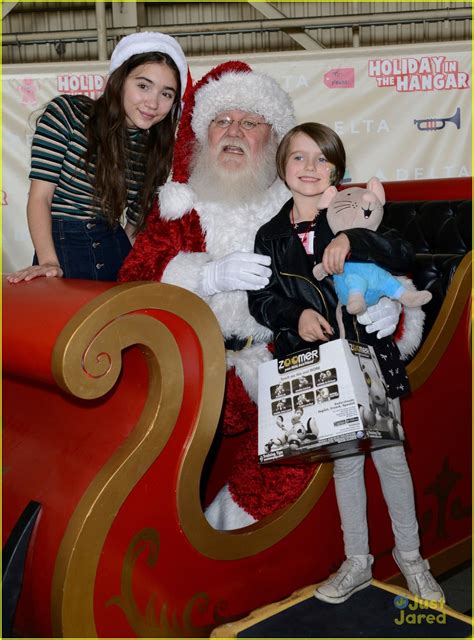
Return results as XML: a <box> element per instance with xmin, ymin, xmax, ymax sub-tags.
<box><xmin>258</xmin><ymin>339</ymin><xmax>405</xmax><ymax>464</ymax></box>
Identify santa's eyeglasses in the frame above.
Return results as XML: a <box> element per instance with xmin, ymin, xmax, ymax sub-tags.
<box><xmin>211</xmin><ymin>117</ymin><xmax>271</xmax><ymax>131</ymax></box>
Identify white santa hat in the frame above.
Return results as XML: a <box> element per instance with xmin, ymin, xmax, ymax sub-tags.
<box><xmin>160</xmin><ymin>60</ymin><xmax>295</xmax><ymax>219</ymax></box>
<box><xmin>109</xmin><ymin>31</ymin><xmax>189</xmax><ymax>99</ymax></box>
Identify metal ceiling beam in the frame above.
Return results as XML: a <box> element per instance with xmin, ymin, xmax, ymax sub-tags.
<box><xmin>248</xmin><ymin>1</ymin><xmax>324</xmax><ymax>50</ymax></box>
<box><xmin>111</xmin><ymin>1</ymin><xmax>139</xmax><ymax>29</ymax></box>
<box><xmin>2</xmin><ymin>2</ymin><xmax>19</xmax><ymax>20</ymax></box>
<box><xmin>95</xmin><ymin>2</ymin><xmax>107</xmax><ymax>61</ymax></box>
<box><xmin>2</xmin><ymin>8</ymin><xmax>471</xmax><ymax>44</ymax></box>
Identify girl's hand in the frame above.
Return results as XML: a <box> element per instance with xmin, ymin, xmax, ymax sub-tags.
<box><xmin>298</xmin><ymin>309</ymin><xmax>334</xmax><ymax>342</ymax></box>
<box><xmin>321</xmin><ymin>233</ymin><xmax>350</xmax><ymax>274</ymax></box>
<box><xmin>7</xmin><ymin>264</ymin><xmax>64</xmax><ymax>283</ymax></box>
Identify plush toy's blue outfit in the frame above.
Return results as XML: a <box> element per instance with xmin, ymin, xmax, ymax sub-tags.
<box><xmin>333</xmin><ymin>262</ymin><xmax>404</xmax><ymax>307</ymax></box>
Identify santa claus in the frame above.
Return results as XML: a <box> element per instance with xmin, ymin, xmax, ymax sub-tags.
<box><xmin>119</xmin><ymin>61</ymin><xmax>413</xmax><ymax>530</ymax></box>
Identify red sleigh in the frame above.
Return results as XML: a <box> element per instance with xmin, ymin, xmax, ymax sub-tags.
<box><xmin>3</xmin><ymin>178</ymin><xmax>471</xmax><ymax>637</ymax></box>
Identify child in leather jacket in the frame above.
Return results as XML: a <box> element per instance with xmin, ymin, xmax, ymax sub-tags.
<box><xmin>248</xmin><ymin>122</ymin><xmax>444</xmax><ymax>605</ymax></box>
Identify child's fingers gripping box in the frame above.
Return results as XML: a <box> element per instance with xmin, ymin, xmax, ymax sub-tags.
<box><xmin>258</xmin><ymin>339</ymin><xmax>405</xmax><ymax>464</ymax></box>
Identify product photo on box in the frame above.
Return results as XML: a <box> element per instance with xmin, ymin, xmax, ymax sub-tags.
<box><xmin>258</xmin><ymin>339</ymin><xmax>405</xmax><ymax>465</ymax></box>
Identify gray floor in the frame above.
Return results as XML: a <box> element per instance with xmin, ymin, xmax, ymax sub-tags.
<box><xmin>439</xmin><ymin>561</ymin><xmax>472</xmax><ymax>615</ymax></box>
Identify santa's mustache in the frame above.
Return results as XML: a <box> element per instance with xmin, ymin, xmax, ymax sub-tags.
<box><xmin>216</xmin><ymin>137</ymin><xmax>250</xmax><ymax>156</ymax></box>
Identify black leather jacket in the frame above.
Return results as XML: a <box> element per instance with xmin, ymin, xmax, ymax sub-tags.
<box><xmin>248</xmin><ymin>199</ymin><xmax>415</xmax><ymax>394</ymax></box>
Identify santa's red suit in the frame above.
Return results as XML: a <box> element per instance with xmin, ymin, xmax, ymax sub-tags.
<box><xmin>119</xmin><ymin>61</ymin><xmax>423</xmax><ymax>529</ymax></box>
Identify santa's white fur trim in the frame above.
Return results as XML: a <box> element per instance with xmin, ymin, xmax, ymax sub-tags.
<box><xmin>205</xmin><ymin>484</ymin><xmax>256</xmax><ymax>530</ymax></box>
<box><xmin>226</xmin><ymin>343</ymin><xmax>273</xmax><ymax>404</ymax></box>
<box><xmin>159</xmin><ymin>182</ymin><xmax>195</xmax><ymax>220</ymax></box>
<box><xmin>161</xmin><ymin>251</ymin><xmax>210</xmax><ymax>295</ymax></box>
<box><xmin>395</xmin><ymin>276</ymin><xmax>426</xmax><ymax>360</ymax></box>
<box><xmin>192</xmin><ymin>71</ymin><xmax>295</xmax><ymax>144</ymax></box>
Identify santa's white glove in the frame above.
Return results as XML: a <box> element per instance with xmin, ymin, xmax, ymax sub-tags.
<box><xmin>202</xmin><ymin>252</ymin><xmax>272</xmax><ymax>296</ymax></box>
<box><xmin>357</xmin><ymin>297</ymin><xmax>402</xmax><ymax>339</ymax></box>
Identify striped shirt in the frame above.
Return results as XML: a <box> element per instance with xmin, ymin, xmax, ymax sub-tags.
<box><xmin>29</xmin><ymin>94</ymin><xmax>147</xmax><ymax>225</ymax></box>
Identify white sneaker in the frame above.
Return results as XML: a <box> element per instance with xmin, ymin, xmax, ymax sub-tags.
<box><xmin>314</xmin><ymin>555</ymin><xmax>373</xmax><ymax>604</ymax></box>
<box><xmin>392</xmin><ymin>548</ymin><xmax>445</xmax><ymax>602</ymax></box>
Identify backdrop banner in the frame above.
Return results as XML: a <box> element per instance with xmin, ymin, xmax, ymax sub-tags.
<box><xmin>3</xmin><ymin>41</ymin><xmax>471</xmax><ymax>272</ymax></box>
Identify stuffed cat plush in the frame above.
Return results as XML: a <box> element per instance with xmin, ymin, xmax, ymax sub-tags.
<box><xmin>313</xmin><ymin>177</ymin><xmax>432</xmax><ymax>314</ymax></box>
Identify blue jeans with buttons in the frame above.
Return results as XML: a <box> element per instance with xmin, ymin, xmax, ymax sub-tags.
<box><xmin>33</xmin><ymin>217</ymin><xmax>132</xmax><ymax>281</ymax></box>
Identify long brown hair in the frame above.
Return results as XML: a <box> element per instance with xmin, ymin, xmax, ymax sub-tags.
<box><xmin>82</xmin><ymin>52</ymin><xmax>181</xmax><ymax>232</ymax></box>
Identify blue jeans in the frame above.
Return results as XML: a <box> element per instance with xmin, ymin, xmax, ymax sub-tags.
<box><xmin>33</xmin><ymin>217</ymin><xmax>132</xmax><ymax>281</ymax></box>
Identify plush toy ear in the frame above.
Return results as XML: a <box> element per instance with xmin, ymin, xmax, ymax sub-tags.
<box><xmin>367</xmin><ymin>176</ymin><xmax>386</xmax><ymax>206</ymax></box>
<box><xmin>318</xmin><ymin>185</ymin><xmax>338</xmax><ymax>210</ymax></box>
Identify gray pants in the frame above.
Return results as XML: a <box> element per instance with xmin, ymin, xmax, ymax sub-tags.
<box><xmin>333</xmin><ymin>443</ymin><xmax>420</xmax><ymax>557</ymax></box>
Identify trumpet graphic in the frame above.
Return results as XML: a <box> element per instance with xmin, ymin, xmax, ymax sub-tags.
<box><xmin>414</xmin><ymin>107</ymin><xmax>460</xmax><ymax>131</ymax></box>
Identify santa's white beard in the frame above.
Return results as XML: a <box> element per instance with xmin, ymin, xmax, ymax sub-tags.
<box><xmin>189</xmin><ymin>137</ymin><xmax>279</xmax><ymax>206</ymax></box>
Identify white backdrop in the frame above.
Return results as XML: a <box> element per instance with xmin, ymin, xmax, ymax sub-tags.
<box><xmin>2</xmin><ymin>40</ymin><xmax>471</xmax><ymax>272</ymax></box>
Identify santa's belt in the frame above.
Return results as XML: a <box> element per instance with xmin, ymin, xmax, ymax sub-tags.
<box><xmin>224</xmin><ymin>335</ymin><xmax>254</xmax><ymax>352</ymax></box>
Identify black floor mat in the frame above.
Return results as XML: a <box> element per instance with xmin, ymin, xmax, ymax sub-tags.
<box><xmin>237</xmin><ymin>585</ymin><xmax>471</xmax><ymax>638</ymax></box>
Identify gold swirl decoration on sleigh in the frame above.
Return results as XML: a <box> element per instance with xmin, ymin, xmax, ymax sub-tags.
<box><xmin>50</xmin><ymin>282</ymin><xmax>332</xmax><ymax>637</ymax></box>
<box><xmin>105</xmin><ymin>528</ymin><xmax>228</xmax><ymax>638</ymax></box>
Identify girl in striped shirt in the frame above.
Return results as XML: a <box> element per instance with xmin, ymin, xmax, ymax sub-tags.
<box><xmin>8</xmin><ymin>32</ymin><xmax>188</xmax><ymax>282</ymax></box>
